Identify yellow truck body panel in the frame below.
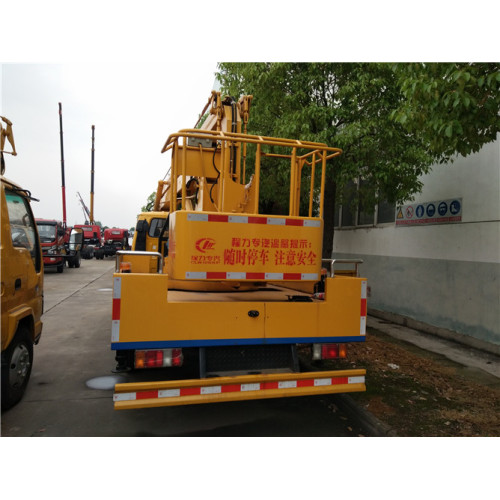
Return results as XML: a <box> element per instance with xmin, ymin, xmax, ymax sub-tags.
<box><xmin>169</xmin><ymin>211</ymin><xmax>323</xmax><ymax>283</ymax></box>
<box><xmin>111</xmin><ymin>274</ymin><xmax>366</xmax><ymax>348</ymax></box>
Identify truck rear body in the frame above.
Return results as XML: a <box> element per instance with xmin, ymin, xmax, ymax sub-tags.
<box><xmin>103</xmin><ymin>228</ymin><xmax>130</xmax><ymax>256</ymax></box>
<box><xmin>111</xmin><ymin>92</ymin><xmax>367</xmax><ymax>409</ymax></box>
<box><xmin>74</xmin><ymin>223</ymin><xmax>103</xmax><ymax>259</ymax></box>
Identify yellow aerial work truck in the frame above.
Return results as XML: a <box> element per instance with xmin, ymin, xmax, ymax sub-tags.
<box><xmin>112</xmin><ymin>92</ymin><xmax>367</xmax><ymax>410</ymax></box>
<box><xmin>1</xmin><ymin>117</ymin><xmax>44</xmax><ymax>410</ymax></box>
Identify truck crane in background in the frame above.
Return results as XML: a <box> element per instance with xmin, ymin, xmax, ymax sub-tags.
<box><xmin>111</xmin><ymin>91</ymin><xmax>367</xmax><ymax>410</ymax></box>
<box><xmin>34</xmin><ymin>103</ymin><xmax>83</xmax><ymax>273</ymax></box>
<box><xmin>74</xmin><ymin>126</ymin><xmax>104</xmax><ymax>259</ymax></box>
<box><xmin>77</xmin><ymin>191</ymin><xmax>91</xmax><ymax>223</ymax></box>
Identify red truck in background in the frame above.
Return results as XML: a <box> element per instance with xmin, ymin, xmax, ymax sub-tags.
<box><xmin>35</xmin><ymin>219</ymin><xmax>83</xmax><ymax>272</ymax></box>
<box><xmin>35</xmin><ymin>219</ymin><xmax>67</xmax><ymax>273</ymax></box>
<box><xmin>103</xmin><ymin>228</ymin><xmax>130</xmax><ymax>257</ymax></box>
<box><xmin>73</xmin><ymin>223</ymin><xmax>104</xmax><ymax>259</ymax></box>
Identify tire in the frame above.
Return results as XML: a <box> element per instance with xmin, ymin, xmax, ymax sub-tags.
<box><xmin>74</xmin><ymin>252</ymin><xmax>81</xmax><ymax>268</ymax></box>
<box><xmin>57</xmin><ymin>261</ymin><xmax>64</xmax><ymax>273</ymax></box>
<box><xmin>1</xmin><ymin>326</ymin><xmax>34</xmax><ymax>410</ymax></box>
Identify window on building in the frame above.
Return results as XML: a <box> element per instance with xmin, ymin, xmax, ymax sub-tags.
<box><xmin>377</xmin><ymin>199</ymin><xmax>396</xmax><ymax>224</ymax></box>
<box><xmin>333</xmin><ymin>204</ymin><xmax>340</xmax><ymax>228</ymax></box>
<box><xmin>335</xmin><ymin>178</ymin><xmax>396</xmax><ymax>228</ymax></box>
<box><xmin>340</xmin><ymin>181</ymin><xmax>357</xmax><ymax>227</ymax></box>
<box><xmin>357</xmin><ymin>179</ymin><xmax>374</xmax><ymax>226</ymax></box>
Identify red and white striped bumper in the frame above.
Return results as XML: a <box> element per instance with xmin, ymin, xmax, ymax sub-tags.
<box><xmin>113</xmin><ymin>369</ymin><xmax>366</xmax><ymax>410</ymax></box>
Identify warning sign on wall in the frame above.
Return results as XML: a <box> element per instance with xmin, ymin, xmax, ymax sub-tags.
<box><xmin>395</xmin><ymin>198</ymin><xmax>462</xmax><ymax>227</ymax></box>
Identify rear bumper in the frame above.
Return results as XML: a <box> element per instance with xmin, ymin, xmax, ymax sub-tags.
<box><xmin>42</xmin><ymin>255</ymin><xmax>64</xmax><ymax>266</ymax></box>
<box><xmin>113</xmin><ymin>368</ymin><xmax>366</xmax><ymax>410</ymax></box>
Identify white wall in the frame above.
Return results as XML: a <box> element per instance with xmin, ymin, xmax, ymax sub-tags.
<box><xmin>333</xmin><ymin>138</ymin><xmax>500</xmax><ymax>346</ymax></box>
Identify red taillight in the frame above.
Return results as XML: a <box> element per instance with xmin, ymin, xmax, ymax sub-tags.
<box><xmin>321</xmin><ymin>344</ymin><xmax>339</xmax><ymax>359</ymax></box>
<box><xmin>171</xmin><ymin>348</ymin><xmax>183</xmax><ymax>367</ymax></box>
<box><xmin>146</xmin><ymin>350</ymin><xmax>163</xmax><ymax>368</ymax></box>
<box><xmin>313</xmin><ymin>343</ymin><xmax>347</xmax><ymax>360</ymax></box>
<box><xmin>135</xmin><ymin>348</ymin><xmax>184</xmax><ymax>369</ymax></box>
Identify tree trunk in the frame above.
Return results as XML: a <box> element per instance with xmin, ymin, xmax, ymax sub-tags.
<box><xmin>322</xmin><ymin>180</ymin><xmax>336</xmax><ymax>259</ymax></box>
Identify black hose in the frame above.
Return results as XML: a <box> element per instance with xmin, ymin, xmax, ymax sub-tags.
<box><xmin>210</xmin><ymin>143</ymin><xmax>220</xmax><ymax>205</ymax></box>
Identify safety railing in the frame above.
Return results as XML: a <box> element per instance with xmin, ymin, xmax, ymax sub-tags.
<box><xmin>322</xmin><ymin>258</ymin><xmax>364</xmax><ymax>277</ymax></box>
<box><xmin>161</xmin><ymin>129</ymin><xmax>342</xmax><ymax>218</ymax></box>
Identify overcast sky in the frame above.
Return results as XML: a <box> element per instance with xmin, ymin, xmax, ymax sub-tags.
<box><xmin>1</xmin><ymin>62</ymin><xmax>218</xmax><ymax>229</ymax></box>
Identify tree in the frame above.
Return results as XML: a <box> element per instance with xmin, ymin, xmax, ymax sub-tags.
<box><xmin>141</xmin><ymin>191</ymin><xmax>156</xmax><ymax>212</ymax></box>
<box><xmin>217</xmin><ymin>63</ymin><xmax>433</xmax><ymax>257</ymax></box>
<box><xmin>217</xmin><ymin>63</ymin><xmax>500</xmax><ymax>258</ymax></box>
<box><xmin>391</xmin><ymin>63</ymin><xmax>500</xmax><ymax>161</ymax></box>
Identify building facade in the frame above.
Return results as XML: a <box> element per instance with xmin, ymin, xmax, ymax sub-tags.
<box><xmin>332</xmin><ymin>138</ymin><xmax>500</xmax><ymax>351</ymax></box>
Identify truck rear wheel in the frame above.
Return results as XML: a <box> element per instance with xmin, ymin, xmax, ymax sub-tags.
<box><xmin>57</xmin><ymin>261</ymin><xmax>64</xmax><ymax>273</ymax></box>
<box><xmin>1</xmin><ymin>325</ymin><xmax>34</xmax><ymax>410</ymax></box>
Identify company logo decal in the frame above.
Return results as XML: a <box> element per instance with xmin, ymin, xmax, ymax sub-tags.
<box><xmin>195</xmin><ymin>238</ymin><xmax>216</xmax><ymax>253</ymax></box>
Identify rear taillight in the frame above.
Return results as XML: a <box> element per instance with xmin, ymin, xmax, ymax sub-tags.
<box><xmin>171</xmin><ymin>348</ymin><xmax>183</xmax><ymax>366</ymax></box>
<box><xmin>134</xmin><ymin>348</ymin><xmax>184</xmax><ymax>369</ymax></box>
<box><xmin>312</xmin><ymin>343</ymin><xmax>347</xmax><ymax>360</ymax></box>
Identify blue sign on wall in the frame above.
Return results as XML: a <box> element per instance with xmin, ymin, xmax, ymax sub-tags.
<box><xmin>450</xmin><ymin>199</ymin><xmax>461</xmax><ymax>215</ymax></box>
<box><xmin>396</xmin><ymin>198</ymin><xmax>462</xmax><ymax>227</ymax></box>
<box><xmin>438</xmin><ymin>201</ymin><xmax>448</xmax><ymax>216</ymax></box>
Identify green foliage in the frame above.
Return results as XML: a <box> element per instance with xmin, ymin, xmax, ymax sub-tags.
<box><xmin>217</xmin><ymin>62</ymin><xmax>500</xmax><ymax>222</ymax></box>
<box><xmin>217</xmin><ymin>63</ymin><xmax>433</xmax><ymax>217</ymax></box>
<box><xmin>390</xmin><ymin>63</ymin><xmax>500</xmax><ymax>161</ymax></box>
<box><xmin>141</xmin><ymin>191</ymin><xmax>156</xmax><ymax>212</ymax></box>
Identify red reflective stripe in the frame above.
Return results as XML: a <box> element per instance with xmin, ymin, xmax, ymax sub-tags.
<box><xmin>332</xmin><ymin>377</ymin><xmax>348</xmax><ymax>385</ymax></box>
<box><xmin>285</xmin><ymin>219</ymin><xmax>303</xmax><ymax>226</ymax></box>
<box><xmin>208</xmin><ymin>214</ymin><xmax>228</xmax><ymax>223</ymax></box>
<box><xmin>283</xmin><ymin>273</ymin><xmax>302</xmax><ymax>280</ymax></box>
<box><xmin>112</xmin><ymin>298</ymin><xmax>121</xmax><ymax>320</ymax></box>
<box><xmin>136</xmin><ymin>390</ymin><xmax>159</xmax><ymax>400</ymax></box>
<box><xmin>248</xmin><ymin>216</ymin><xmax>267</xmax><ymax>224</ymax></box>
<box><xmin>263</xmin><ymin>381</ymin><xmax>280</xmax><ymax>390</ymax></box>
<box><xmin>122</xmin><ymin>376</ymin><xmax>361</xmax><ymax>402</ymax></box>
<box><xmin>221</xmin><ymin>384</ymin><xmax>242</xmax><ymax>393</ymax></box>
<box><xmin>361</xmin><ymin>298</ymin><xmax>367</xmax><ymax>316</ymax></box>
<box><xmin>297</xmin><ymin>379</ymin><xmax>315</xmax><ymax>388</ymax></box>
<box><xmin>180</xmin><ymin>387</ymin><xmax>202</xmax><ymax>397</ymax></box>
<box><xmin>246</xmin><ymin>272</ymin><xmax>266</xmax><ymax>280</ymax></box>
<box><xmin>206</xmin><ymin>272</ymin><xmax>227</xmax><ymax>279</ymax></box>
